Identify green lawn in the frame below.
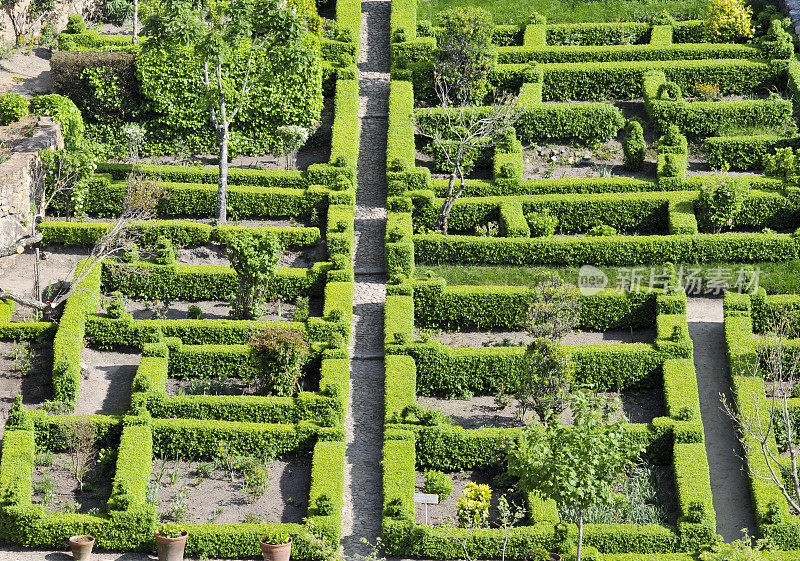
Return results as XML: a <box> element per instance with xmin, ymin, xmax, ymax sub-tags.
<box><xmin>417</xmin><ymin>0</ymin><xmax>709</xmax><ymax>25</ymax></box>
<box><xmin>417</xmin><ymin>261</ymin><xmax>800</xmax><ymax>294</ymax></box>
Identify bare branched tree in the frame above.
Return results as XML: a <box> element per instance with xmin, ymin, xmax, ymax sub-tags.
<box><xmin>0</xmin><ymin>174</ymin><xmax>164</xmax><ymax>312</ymax></box>
<box><xmin>3</xmin><ymin>0</ymin><xmax>50</xmax><ymax>46</ymax></box>
<box><xmin>721</xmin><ymin>315</ymin><xmax>800</xmax><ymax>513</ymax></box>
<box><xmin>415</xmin><ymin>77</ymin><xmax>522</xmax><ymax>234</ymax></box>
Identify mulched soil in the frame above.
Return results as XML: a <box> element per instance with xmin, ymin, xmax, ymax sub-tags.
<box><xmin>122</xmin><ymin>297</ymin><xmax>323</xmax><ymax>321</ymax></box>
<box><xmin>151</xmin><ymin>456</ymin><xmax>311</xmax><ymax>525</ymax></box>
<box><xmin>176</xmin><ymin>242</ymin><xmax>328</xmax><ymax>269</ymax></box>
<box><xmin>0</xmin><ymin>340</ymin><xmax>52</xmax><ymax>427</ymax></box>
<box><xmin>414</xmin><ymin>468</ymin><xmax>523</xmax><ymax>527</ymax></box>
<box><xmin>165</xmin><ymin>362</ymin><xmax>321</xmax><ymax>396</ymax></box>
<box><xmin>32</xmin><ymin>453</ymin><xmax>113</xmax><ymax>515</ymax></box>
<box><xmin>418</xmin><ymin>387</ymin><xmax>666</xmax><ymax>429</ymax></box>
<box><xmin>419</xmin><ymin>328</ymin><xmax>657</xmax><ymax>348</ymax></box>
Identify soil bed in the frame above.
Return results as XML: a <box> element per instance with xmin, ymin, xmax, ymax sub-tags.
<box><xmin>414</xmin><ymin>468</ymin><xmax>523</xmax><ymax>527</ymax></box>
<box><xmin>176</xmin><ymin>242</ymin><xmax>327</xmax><ymax>268</ymax></box>
<box><xmin>165</xmin><ymin>362</ymin><xmax>321</xmax><ymax>396</ymax></box>
<box><xmin>32</xmin><ymin>453</ymin><xmax>112</xmax><ymax>515</ymax></box>
<box><xmin>418</xmin><ymin>387</ymin><xmax>665</xmax><ymax>429</ymax></box>
<box><xmin>151</xmin><ymin>456</ymin><xmax>311</xmax><ymax>525</ymax></box>
<box><xmin>0</xmin><ymin>245</ymin><xmax>90</xmax><ymax>321</ymax></box>
<box><xmin>419</xmin><ymin>328</ymin><xmax>657</xmax><ymax>348</ymax></box>
<box><xmin>122</xmin><ymin>297</ymin><xmax>323</xmax><ymax>321</ymax></box>
<box><xmin>0</xmin><ymin>339</ymin><xmax>52</xmax><ymax>425</ymax></box>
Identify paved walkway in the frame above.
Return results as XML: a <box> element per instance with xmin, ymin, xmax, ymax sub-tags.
<box><xmin>340</xmin><ymin>0</ymin><xmax>389</xmax><ymax>556</ymax></box>
<box><xmin>687</xmin><ymin>297</ymin><xmax>757</xmax><ymax>542</ymax></box>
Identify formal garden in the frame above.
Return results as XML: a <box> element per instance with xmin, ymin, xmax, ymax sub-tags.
<box><xmin>0</xmin><ymin>0</ymin><xmax>797</xmax><ymax>557</ymax></box>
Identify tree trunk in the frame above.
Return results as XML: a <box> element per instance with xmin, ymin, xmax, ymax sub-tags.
<box><xmin>576</xmin><ymin>510</ymin><xmax>583</xmax><ymax>561</ymax></box>
<box><xmin>0</xmin><ymin>233</ymin><xmax>42</xmax><ymax>258</ymax></box>
<box><xmin>216</xmin><ymin>125</ymin><xmax>229</xmax><ymax>224</ymax></box>
<box><xmin>132</xmin><ymin>0</ymin><xmax>138</xmax><ymax>44</ymax></box>
<box><xmin>437</xmin><ymin>171</ymin><xmax>457</xmax><ymax>235</ymax></box>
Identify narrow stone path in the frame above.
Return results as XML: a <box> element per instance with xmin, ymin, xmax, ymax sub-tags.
<box><xmin>340</xmin><ymin>0</ymin><xmax>389</xmax><ymax>556</ymax></box>
<box><xmin>687</xmin><ymin>297</ymin><xmax>757</xmax><ymax>542</ymax></box>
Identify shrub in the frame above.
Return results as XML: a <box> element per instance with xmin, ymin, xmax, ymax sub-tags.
<box><xmin>622</xmin><ymin>120</ymin><xmax>646</xmax><ymax>172</ymax></box>
<box><xmin>434</xmin><ymin>7</ymin><xmax>494</xmax><ymax>104</ymax></box>
<box><xmin>586</xmin><ymin>224</ymin><xmax>617</xmax><ymax>236</ymax></box>
<box><xmin>66</xmin><ymin>13</ymin><xmax>86</xmax><ymax>33</ymax></box>
<box><xmin>249</xmin><ymin>327</ymin><xmax>310</xmax><ymax>397</ymax></box>
<box><xmin>525</xmin><ymin>210</ymin><xmax>558</xmax><ymax>237</ymax></box>
<box><xmin>695</xmin><ymin>178</ymin><xmax>749</xmax><ymax>234</ymax></box>
<box><xmin>186</xmin><ymin>305</ymin><xmax>202</xmax><ymax>320</ymax></box>
<box><xmin>764</xmin><ymin>147</ymin><xmax>800</xmax><ymax>180</ymax></box>
<box><xmin>704</xmin><ymin>0</ymin><xmax>753</xmax><ymax>43</ymax></box>
<box><xmin>0</xmin><ymin>93</ymin><xmax>29</xmax><ymax>125</ymax></box>
<box><xmin>423</xmin><ymin>470</ymin><xmax>453</xmax><ymax>501</ymax></box>
<box><xmin>227</xmin><ymin>232</ymin><xmax>282</xmax><ymax>320</ymax></box>
<box><xmin>153</xmin><ymin>236</ymin><xmax>176</xmax><ymax>266</ymax></box>
<box><xmin>456</xmin><ymin>482</ymin><xmax>491</xmax><ymax>528</ymax></box>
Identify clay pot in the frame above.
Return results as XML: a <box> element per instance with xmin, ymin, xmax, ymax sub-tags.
<box><xmin>548</xmin><ymin>555</ymin><xmax>562</xmax><ymax>561</ymax></box>
<box><xmin>155</xmin><ymin>530</ymin><xmax>188</xmax><ymax>561</ymax></box>
<box><xmin>69</xmin><ymin>535</ymin><xmax>94</xmax><ymax>561</ymax></box>
<box><xmin>260</xmin><ymin>538</ymin><xmax>292</xmax><ymax>561</ymax></box>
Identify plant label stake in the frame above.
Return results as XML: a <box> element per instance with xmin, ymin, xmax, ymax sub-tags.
<box><xmin>414</xmin><ymin>492</ymin><xmax>439</xmax><ymax>525</ymax></box>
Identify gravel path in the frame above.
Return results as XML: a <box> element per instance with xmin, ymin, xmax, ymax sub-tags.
<box><xmin>687</xmin><ymin>297</ymin><xmax>757</xmax><ymax>542</ymax></box>
<box><xmin>73</xmin><ymin>349</ymin><xmax>140</xmax><ymax>415</ymax></box>
<box><xmin>340</xmin><ymin>0</ymin><xmax>389</xmax><ymax>556</ymax></box>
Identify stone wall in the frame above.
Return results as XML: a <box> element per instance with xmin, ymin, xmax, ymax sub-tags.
<box><xmin>0</xmin><ymin>117</ymin><xmax>63</xmax><ymax>267</ymax></box>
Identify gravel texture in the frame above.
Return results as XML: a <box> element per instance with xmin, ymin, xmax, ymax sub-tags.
<box><xmin>341</xmin><ymin>0</ymin><xmax>390</xmax><ymax>556</ymax></box>
<box><xmin>687</xmin><ymin>297</ymin><xmax>757</xmax><ymax>541</ymax></box>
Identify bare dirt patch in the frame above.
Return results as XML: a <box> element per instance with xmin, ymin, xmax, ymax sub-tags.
<box><xmin>0</xmin><ymin>245</ymin><xmax>90</xmax><ymax>320</ymax></box>
<box><xmin>414</xmin><ymin>469</ymin><xmax>522</xmax><ymax>526</ymax></box>
<box><xmin>122</xmin><ymin>297</ymin><xmax>322</xmax><ymax>321</ymax></box>
<box><xmin>33</xmin><ymin>452</ymin><xmax>113</xmax><ymax>515</ymax></box>
<box><xmin>0</xmin><ymin>339</ymin><xmax>52</xmax><ymax>431</ymax></box>
<box><xmin>419</xmin><ymin>387</ymin><xmax>665</xmax><ymax>429</ymax></box>
<box><xmin>419</xmin><ymin>328</ymin><xmax>657</xmax><ymax>348</ymax></box>
<box><xmin>151</xmin><ymin>456</ymin><xmax>311</xmax><ymax>525</ymax></box>
<box><xmin>0</xmin><ymin>48</ymin><xmax>51</xmax><ymax>96</ymax></box>
<box><xmin>176</xmin><ymin>242</ymin><xmax>327</xmax><ymax>268</ymax></box>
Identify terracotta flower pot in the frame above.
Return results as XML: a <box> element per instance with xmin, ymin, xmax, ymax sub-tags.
<box><xmin>69</xmin><ymin>535</ymin><xmax>94</xmax><ymax>561</ymax></box>
<box><xmin>260</xmin><ymin>538</ymin><xmax>292</xmax><ymax>561</ymax></box>
<box><xmin>156</xmin><ymin>530</ymin><xmax>188</xmax><ymax>561</ymax></box>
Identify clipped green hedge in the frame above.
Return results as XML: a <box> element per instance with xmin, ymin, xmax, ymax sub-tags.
<box><xmin>643</xmin><ymin>70</ymin><xmax>794</xmax><ymax>138</ymax></box>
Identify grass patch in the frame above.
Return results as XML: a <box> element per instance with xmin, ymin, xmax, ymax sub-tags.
<box><xmin>417</xmin><ymin>0</ymin><xmax>709</xmax><ymax>25</ymax></box>
<box><xmin>417</xmin><ymin>261</ymin><xmax>800</xmax><ymax>294</ymax></box>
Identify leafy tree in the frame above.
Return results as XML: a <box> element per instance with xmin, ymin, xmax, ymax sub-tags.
<box><xmin>434</xmin><ymin>7</ymin><xmax>494</xmax><ymax>105</ymax></box>
<box><xmin>507</xmin><ymin>390</ymin><xmax>644</xmax><ymax>561</ymax></box>
<box><xmin>527</xmin><ymin>272</ymin><xmax>580</xmax><ymax>340</ymax></box>
<box><xmin>695</xmin><ymin>177</ymin><xmax>749</xmax><ymax>233</ymax></box>
<box><xmin>516</xmin><ymin>338</ymin><xmax>574</xmax><ymax>423</ymax></box>
<box><xmin>226</xmin><ymin>231</ymin><xmax>282</xmax><ymax>319</ymax></box>
<box><xmin>142</xmin><ymin>0</ymin><xmax>313</xmax><ymax>224</ymax></box>
<box><xmin>511</xmin><ymin>273</ymin><xmax>579</xmax><ymax>422</ymax></box>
